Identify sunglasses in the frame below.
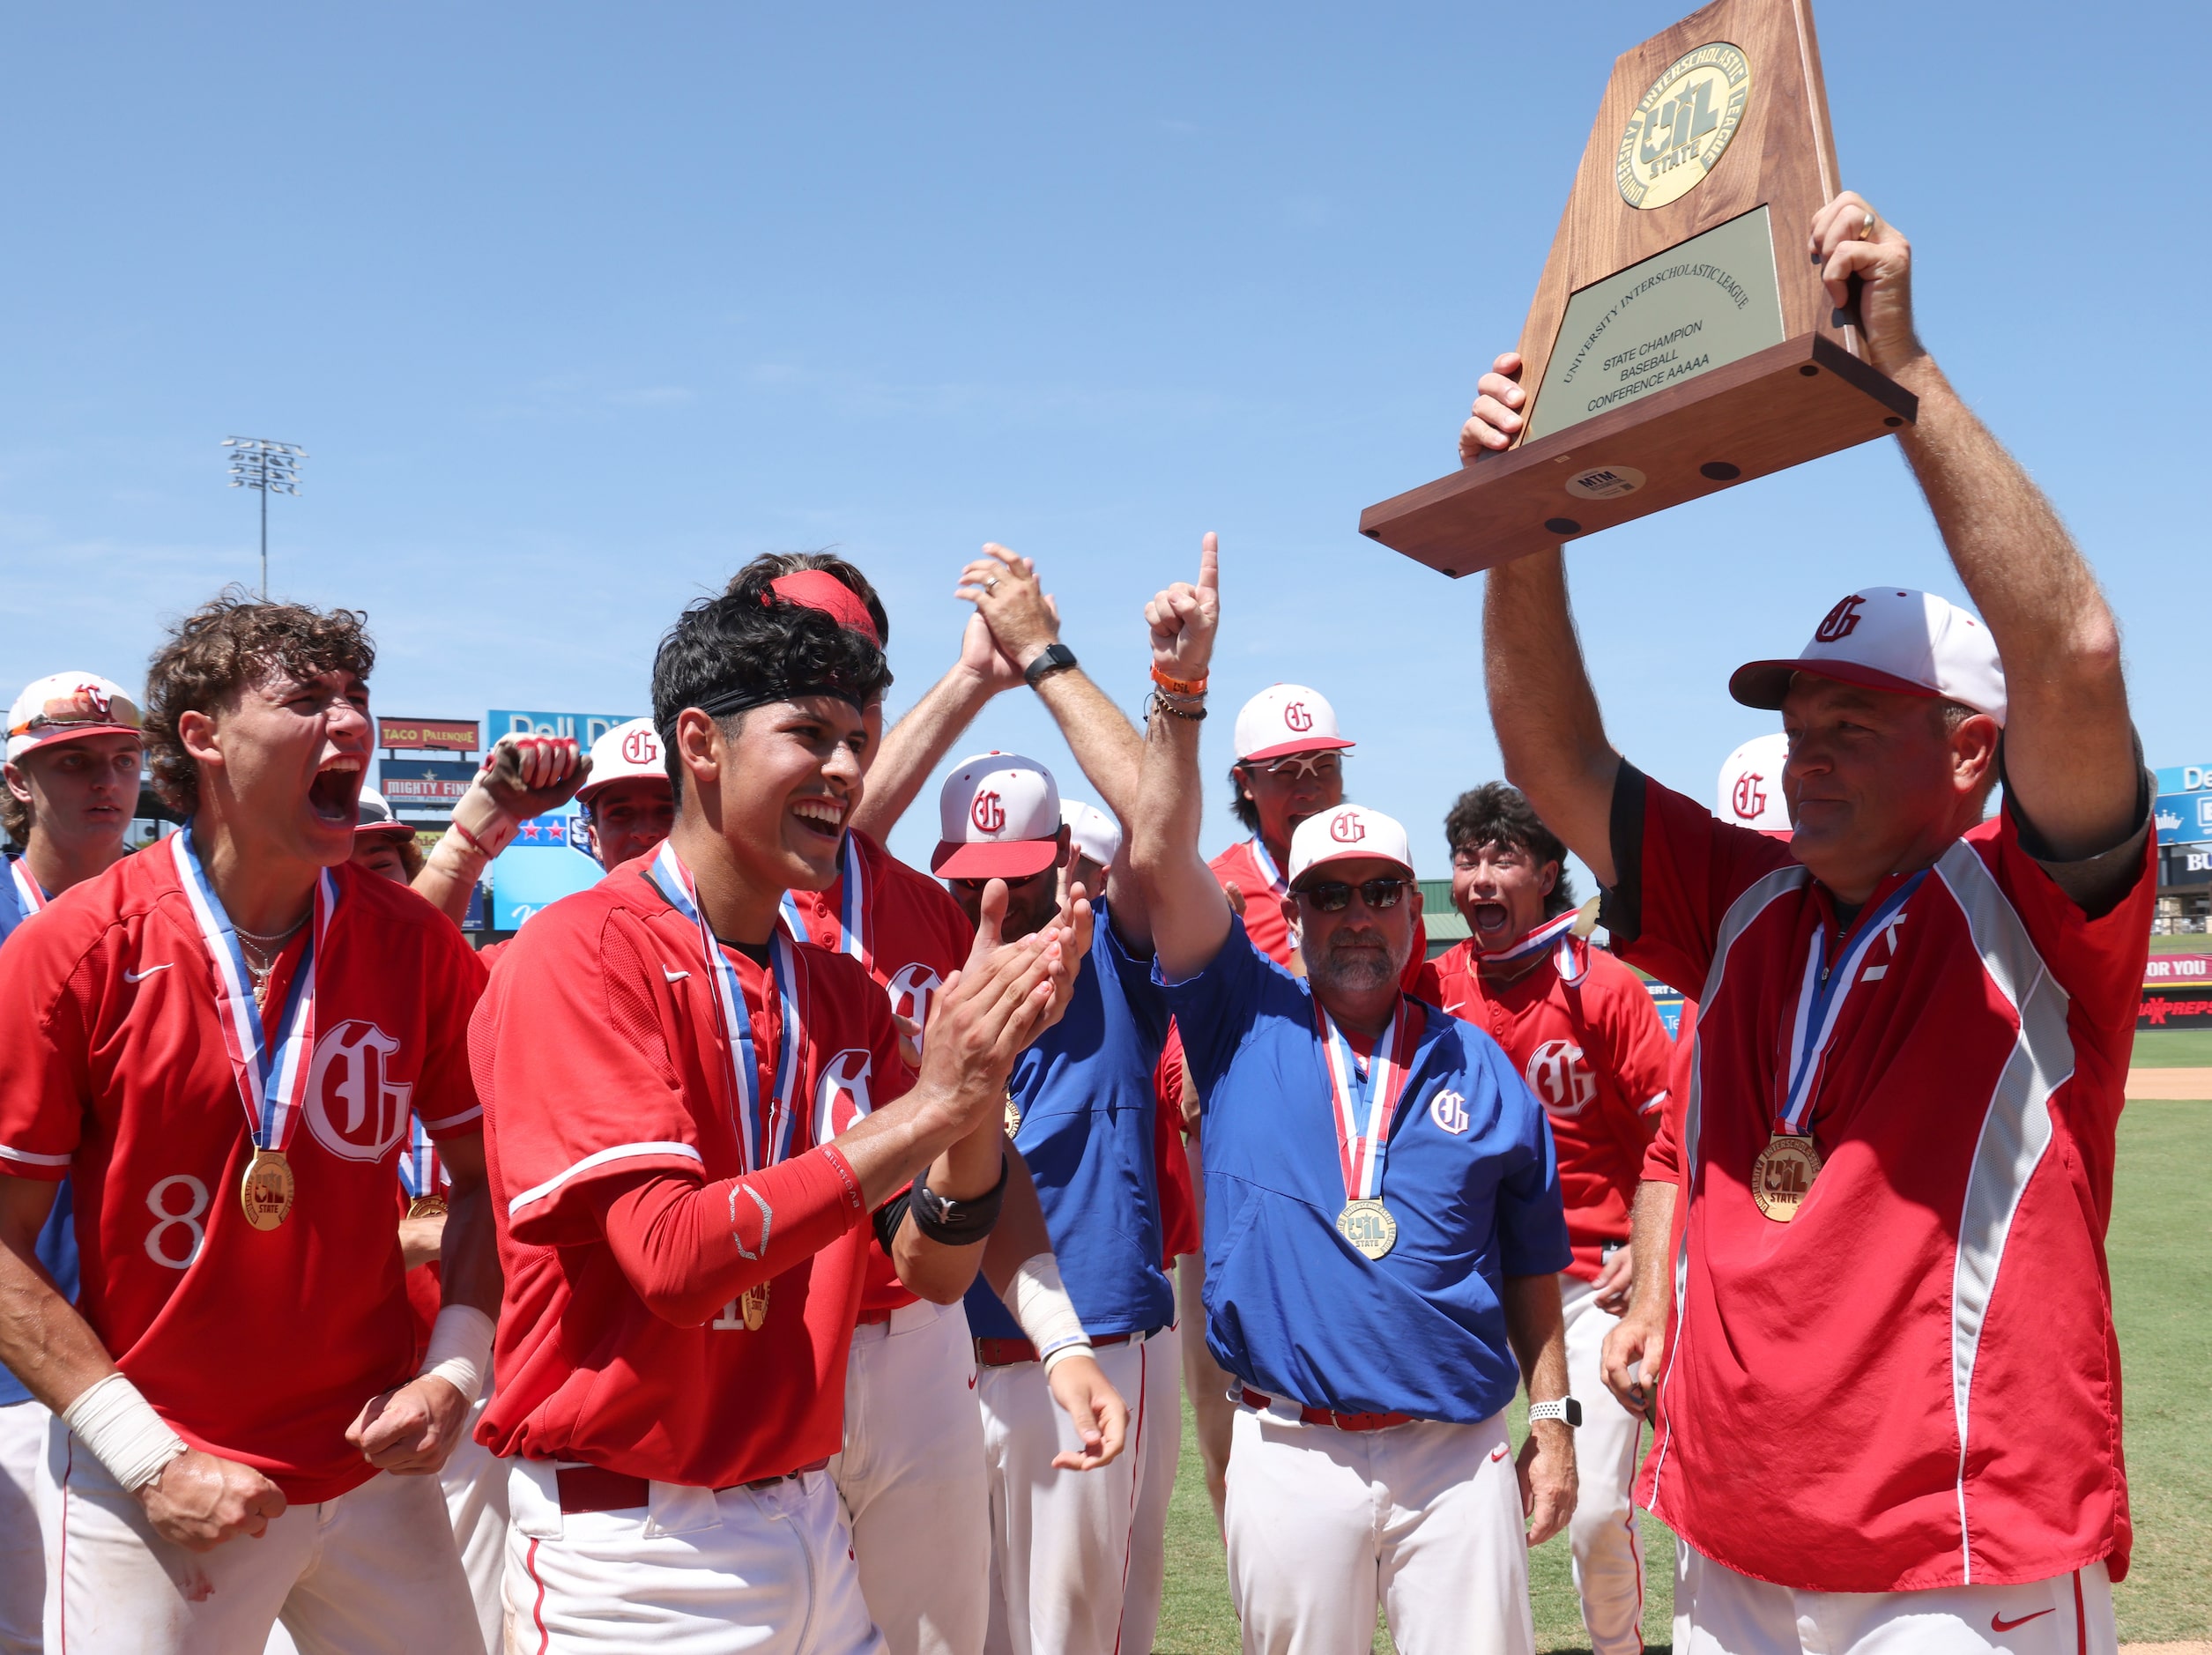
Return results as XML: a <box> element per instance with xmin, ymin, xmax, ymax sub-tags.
<box><xmin>1295</xmin><ymin>877</ymin><xmax>1408</xmax><ymax>914</ymax></box>
<box><xmin>1248</xmin><ymin>752</ymin><xmax>1341</xmax><ymax>781</ymax></box>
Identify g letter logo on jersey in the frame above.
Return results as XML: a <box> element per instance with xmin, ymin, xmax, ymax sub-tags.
<box><xmin>815</xmin><ymin>1049</ymin><xmax>876</xmax><ymax>1142</ymax></box>
<box><xmin>1429</xmin><ymin>1088</ymin><xmax>1470</xmax><ymax>1136</ymax></box>
<box><xmin>304</xmin><ymin>1020</ymin><xmax>413</xmax><ymax>1162</ymax></box>
<box><xmin>1814</xmin><ymin>594</ymin><xmax>1866</xmax><ymax>642</ymax></box>
<box><xmin>971</xmin><ymin>790</ymin><xmax>1006</xmax><ymax>834</ymax></box>
<box><xmin>1525</xmin><ymin>1040</ymin><xmax>1597</xmax><ymax>1117</ymax></box>
<box><xmin>1328</xmin><ymin>811</ymin><xmax>1365</xmax><ymax>844</ymax></box>
<box><xmin>887</xmin><ymin>963</ymin><xmax>942</xmax><ymax>1043</ymax></box>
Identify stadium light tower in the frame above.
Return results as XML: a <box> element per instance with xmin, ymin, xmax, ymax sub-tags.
<box><xmin>222</xmin><ymin>437</ymin><xmax>308</xmax><ymax>599</ymax></box>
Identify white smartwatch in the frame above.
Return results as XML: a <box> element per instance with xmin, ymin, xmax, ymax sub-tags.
<box><xmin>1527</xmin><ymin>1397</ymin><xmax>1583</xmax><ymax>1428</ymax></box>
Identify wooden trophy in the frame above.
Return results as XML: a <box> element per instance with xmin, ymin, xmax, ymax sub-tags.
<box><xmin>1358</xmin><ymin>0</ymin><xmax>1914</xmax><ymax>577</ymax></box>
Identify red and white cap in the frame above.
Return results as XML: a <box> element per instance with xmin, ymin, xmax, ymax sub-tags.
<box><xmin>932</xmin><ymin>752</ymin><xmax>1063</xmax><ymax>880</ymax></box>
<box><xmin>1061</xmin><ymin>799</ymin><xmax>1121</xmax><ymax>870</ymax></box>
<box><xmin>1234</xmin><ymin>684</ymin><xmax>1355</xmax><ymax>763</ymax></box>
<box><xmin>353</xmin><ymin>788</ymin><xmax>416</xmax><ymax>840</ymax></box>
<box><xmin>1716</xmin><ymin>733</ymin><xmax>1792</xmax><ymax>838</ymax></box>
<box><xmin>1728</xmin><ymin>588</ymin><xmax>2007</xmax><ymax>725</ymax></box>
<box><xmin>1286</xmin><ymin>803</ymin><xmax>1414</xmax><ymax>888</ymax></box>
<box><xmin>6</xmin><ymin>672</ymin><xmax>144</xmax><ymax>762</ymax></box>
<box><xmin>577</xmin><ymin>717</ymin><xmax>669</xmax><ymax>805</ymax></box>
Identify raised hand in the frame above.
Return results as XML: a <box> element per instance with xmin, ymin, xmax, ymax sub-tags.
<box><xmin>956</xmin><ymin>545</ymin><xmax>1064</xmax><ymax>674</ymax></box>
<box><xmin>477</xmin><ymin>734</ymin><xmax>589</xmax><ymax>821</ymax></box>
<box><xmin>1808</xmin><ymin>191</ymin><xmax>1919</xmax><ymax>377</ymax></box>
<box><xmin>955</xmin><ymin>610</ymin><xmax>1027</xmax><ymax>696</ymax></box>
<box><xmin>1459</xmin><ymin>351</ymin><xmax>1526</xmax><ymax>462</ymax></box>
<box><xmin>1143</xmin><ymin>532</ymin><xmax>1220</xmax><ymax>686</ymax></box>
<box><xmin>137</xmin><ymin>1448</ymin><xmax>287</xmax><ymax>1550</ymax></box>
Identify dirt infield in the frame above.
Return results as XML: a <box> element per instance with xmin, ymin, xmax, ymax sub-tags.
<box><xmin>2125</xmin><ymin>1070</ymin><xmax>2212</xmax><ymax>1100</ymax></box>
<box><xmin>2121</xmin><ymin>1644</ymin><xmax>2212</xmax><ymax>1654</ymax></box>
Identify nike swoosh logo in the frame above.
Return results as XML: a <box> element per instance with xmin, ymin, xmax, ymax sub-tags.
<box><xmin>968</xmin><ymin>1374</ymin><xmax>977</xmax><ymax>1390</ymax></box>
<box><xmin>1489</xmin><ymin>1443</ymin><xmax>1509</xmax><ymax>1462</ymax></box>
<box><xmin>123</xmin><ymin>964</ymin><xmax>172</xmax><ymax>983</ymax></box>
<box><xmin>663</xmin><ymin>969</ymin><xmax>691</xmax><ymax>983</ymax></box>
<box><xmin>1992</xmin><ymin>1609</ymin><xmax>2055</xmax><ymax>1634</ymax></box>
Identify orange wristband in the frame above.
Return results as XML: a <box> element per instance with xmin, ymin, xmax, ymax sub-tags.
<box><xmin>1151</xmin><ymin>665</ymin><xmax>1208</xmax><ymax>697</ymax></box>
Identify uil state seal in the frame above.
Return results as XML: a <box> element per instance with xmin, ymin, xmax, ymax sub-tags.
<box><xmin>1616</xmin><ymin>41</ymin><xmax>1752</xmax><ymax>210</ymax></box>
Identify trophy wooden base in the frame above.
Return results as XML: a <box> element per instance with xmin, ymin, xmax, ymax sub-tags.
<box><xmin>1357</xmin><ymin>331</ymin><xmax>1912</xmax><ymax>578</ymax></box>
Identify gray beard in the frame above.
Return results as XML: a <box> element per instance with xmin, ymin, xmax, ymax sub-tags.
<box><xmin>1306</xmin><ymin>939</ymin><xmax>1399</xmax><ymax>996</ymax></box>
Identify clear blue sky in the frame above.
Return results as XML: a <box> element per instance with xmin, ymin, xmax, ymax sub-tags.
<box><xmin>4</xmin><ymin>1</ymin><xmax>2204</xmax><ymax>879</ymax></box>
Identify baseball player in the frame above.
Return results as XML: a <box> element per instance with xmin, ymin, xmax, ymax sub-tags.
<box><xmin>1411</xmin><ymin>783</ymin><xmax>1675</xmax><ymax>1655</ymax></box>
<box><xmin>1209</xmin><ymin>683</ymin><xmax>1354</xmax><ymax>969</ymax></box>
<box><xmin>471</xmin><ymin>584</ymin><xmax>1084</xmax><ymax>1651</ymax></box>
<box><xmin>0</xmin><ymin>597</ymin><xmax>494</xmax><ymax>1652</ymax></box>
<box><xmin>1471</xmin><ymin>192</ymin><xmax>2149</xmax><ymax>1652</ymax></box>
<box><xmin>1131</xmin><ymin>535</ymin><xmax>1577</xmax><ymax>1655</ymax></box>
<box><xmin>0</xmin><ymin>671</ymin><xmax>146</xmax><ymax>1653</ymax></box>
<box><xmin>727</xmin><ymin>553</ymin><xmax>1126</xmax><ymax>1655</ymax></box>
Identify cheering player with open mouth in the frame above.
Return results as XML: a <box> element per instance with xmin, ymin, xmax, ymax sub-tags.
<box><xmin>0</xmin><ymin>596</ymin><xmax>496</xmax><ymax>1652</ymax></box>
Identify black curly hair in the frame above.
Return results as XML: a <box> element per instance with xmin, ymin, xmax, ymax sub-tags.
<box><xmin>651</xmin><ymin>590</ymin><xmax>893</xmax><ymax>801</ymax></box>
<box><xmin>1443</xmin><ymin>782</ymin><xmax>1576</xmax><ymax>918</ymax></box>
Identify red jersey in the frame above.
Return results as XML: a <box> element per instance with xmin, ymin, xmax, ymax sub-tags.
<box><xmin>0</xmin><ymin>850</ymin><xmax>486</xmax><ymax>1503</ymax></box>
<box><xmin>1414</xmin><ymin>935</ymin><xmax>1673</xmax><ymax>1280</ymax></box>
<box><xmin>474</xmin><ymin>863</ymin><xmax>904</xmax><ymax>1488</ymax></box>
<box><xmin>1153</xmin><ymin>1027</ymin><xmax>1199</xmax><ymax>1264</ymax></box>
<box><xmin>1607</xmin><ymin>765</ymin><xmax>2152</xmax><ymax>1592</ymax></box>
<box><xmin>1208</xmin><ymin>837</ymin><xmax>1294</xmax><ymax>966</ymax></box>
<box><xmin>782</xmin><ymin>829</ymin><xmax>970</xmax><ymax>1315</ymax></box>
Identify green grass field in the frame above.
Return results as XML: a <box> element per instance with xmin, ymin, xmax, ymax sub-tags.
<box><xmin>2146</xmin><ymin>933</ymin><xmax>2211</xmax><ymax>954</ymax></box>
<box><xmin>1155</xmin><ymin>1098</ymin><xmax>2212</xmax><ymax>1652</ymax></box>
<box><xmin>2134</xmin><ymin>1026</ymin><xmax>2212</xmax><ymax>1068</ymax></box>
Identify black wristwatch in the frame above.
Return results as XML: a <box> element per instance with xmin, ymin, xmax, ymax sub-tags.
<box><xmin>1024</xmin><ymin>642</ymin><xmax>1079</xmax><ymax>689</ymax></box>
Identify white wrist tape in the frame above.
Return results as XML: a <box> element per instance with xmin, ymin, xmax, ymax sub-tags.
<box><xmin>419</xmin><ymin>1305</ymin><xmax>496</xmax><ymax>1406</ymax></box>
<box><xmin>1005</xmin><ymin>1254</ymin><xmax>1092</xmax><ymax>1375</ymax></box>
<box><xmin>62</xmin><ymin>1373</ymin><xmax>188</xmax><ymax>1493</ymax></box>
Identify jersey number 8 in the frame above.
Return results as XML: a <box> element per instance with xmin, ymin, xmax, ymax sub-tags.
<box><xmin>144</xmin><ymin>1175</ymin><xmax>210</xmax><ymax>1270</ymax></box>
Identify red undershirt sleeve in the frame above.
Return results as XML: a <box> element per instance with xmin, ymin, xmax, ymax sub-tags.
<box><xmin>590</xmin><ymin>1145</ymin><xmax>867</xmax><ymax>1327</ymax></box>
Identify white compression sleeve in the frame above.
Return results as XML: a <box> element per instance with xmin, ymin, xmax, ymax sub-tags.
<box><xmin>419</xmin><ymin>1304</ymin><xmax>496</xmax><ymax>1406</ymax></box>
<box><xmin>61</xmin><ymin>1373</ymin><xmax>188</xmax><ymax>1492</ymax></box>
<box><xmin>1005</xmin><ymin>1253</ymin><xmax>1094</xmax><ymax>1375</ymax></box>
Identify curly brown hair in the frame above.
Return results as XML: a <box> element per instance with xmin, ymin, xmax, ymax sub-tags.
<box><xmin>144</xmin><ymin>590</ymin><xmax>376</xmax><ymax>815</ymax></box>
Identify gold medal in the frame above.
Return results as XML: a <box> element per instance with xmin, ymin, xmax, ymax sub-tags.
<box><xmin>405</xmin><ymin>1194</ymin><xmax>448</xmax><ymax>1221</ymax></box>
<box><xmin>1335</xmin><ymin>1198</ymin><xmax>1398</xmax><ymax>1260</ymax></box>
<box><xmin>240</xmin><ymin>1148</ymin><xmax>295</xmax><ymax>1230</ymax></box>
<box><xmin>1004</xmin><ymin>1090</ymin><xmax>1022</xmax><ymax>1138</ymax></box>
<box><xmin>740</xmin><ymin>1280</ymin><xmax>770</xmax><ymax>1331</ymax></box>
<box><xmin>1751</xmin><ymin>1132</ymin><xmax>1822</xmax><ymax>1222</ymax></box>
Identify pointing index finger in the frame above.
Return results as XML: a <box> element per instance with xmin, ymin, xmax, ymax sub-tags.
<box><xmin>1197</xmin><ymin>531</ymin><xmax>1219</xmax><ymax>597</ymax></box>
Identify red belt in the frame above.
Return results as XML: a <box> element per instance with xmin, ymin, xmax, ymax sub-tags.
<box><xmin>975</xmin><ymin>1330</ymin><xmax>1142</xmax><ymax>1368</ymax></box>
<box><xmin>1242</xmin><ymin>1388</ymin><xmax>1414</xmax><ymax>1433</ymax></box>
<box><xmin>554</xmin><ymin>1458</ymin><xmax>830</xmax><ymax>1514</ymax></box>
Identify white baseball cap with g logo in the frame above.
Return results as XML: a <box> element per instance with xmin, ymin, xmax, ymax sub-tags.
<box><xmin>1286</xmin><ymin>803</ymin><xmax>1414</xmax><ymax>888</ymax></box>
<box><xmin>1233</xmin><ymin>684</ymin><xmax>1355</xmax><ymax>763</ymax></box>
<box><xmin>1716</xmin><ymin>733</ymin><xmax>1793</xmax><ymax>837</ymax></box>
<box><xmin>932</xmin><ymin>752</ymin><xmax>1064</xmax><ymax>880</ymax></box>
<box><xmin>1728</xmin><ymin>587</ymin><xmax>2007</xmax><ymax>725</ymax></box>
<box><xmin>578</xmin><ymin>717</ymin><xmax>669</xmax><ymax>805</ymax></box>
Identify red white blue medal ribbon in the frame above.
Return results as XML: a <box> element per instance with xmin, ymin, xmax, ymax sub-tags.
<box><xmin>777</xmin><ymin>831</ymin><xmax>870</xmax><ymax>972</ymax></box>
<box><xmin>655</xmin><ymin>842</ymin><xmax>805</xmax><ymax>1171</ymax></box>
<box><xmin>171</xmin><ymin>827</ymin><xmax>332</xmax><ymax>1156</ymax></box>
<box><xmin>397</xmin><ymin>1117</ymin><xmax>444</xmax><ymax>1200</ymax></box>
<box><xmin>1480</xmin><ymin>909</ymin><xmax>1580</xmax><ymax>974</ymax></box>
<box><xmin>1246</xmin><ymin>835</ymin><xmax>1288</xmax><ymax>899</ymax></box>
<box><xmin>1316</xmin><ymin>996</ymin><xmax>1422</xmax><ymax>1201</ymax></box>
<box><xmin>10</xmin><ymin>861</ymin><xmax>47</xmax><ymax>917</ymax></box>
<box><xmin>1776</xmin><ymin>872</ymin><xmax>1926</xmax><ymax>1135</ymax></box>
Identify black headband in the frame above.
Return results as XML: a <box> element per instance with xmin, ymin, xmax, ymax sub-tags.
<box><xmin>685</xmin><ymin>680</ymin><xmax>868</xmax><ymax>722</ymax></box>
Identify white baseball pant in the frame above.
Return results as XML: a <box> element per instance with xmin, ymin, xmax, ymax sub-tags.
<box><xmin>829</xmin><ymin>1298</ymin><xmax>990</xmax><ymax>1655</ymax></box>
<box><xmin>1674</xmin><ymin>1541</ymin><xmax>2117</xmax><ymax>1655</ymax></box>
<box><xmin>1126</xmin><ymin>1317</ymin><xmax>1184</xmax><ymax>1645</ymax></box>
<box><xmin>1561</xmin><ymin>1273</ymin><xmax>1645</xmax><ymax>1655</ymax></box>
<box><xmin>38</xmin><ymin>1417</ymin><xmax>479</xmax><ymax>1654</ymax></box>
<box><xmin>0</xmin><ymin>1399</ymin><xmax>48</xmax><ymax>1655</ymax></box>
<box><xmin>1223</xmin><ymin>1399</ymin><xmax>1533</xmax><ymax>1655</ymax></box>
<box><xmin>501</xmin><ymin>1458</ymin><xmax>880</xmax><ymax>1655</ymax></box>
<box><xmin>264</xmin><ymin>1393</ymin><xmax>508</xmax><ymax>1655</ymax></box>
<box><xmin>977</xmin><ymin>1328</ymin><xmax>1169</xmax><ymax>1655</ymax></box>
